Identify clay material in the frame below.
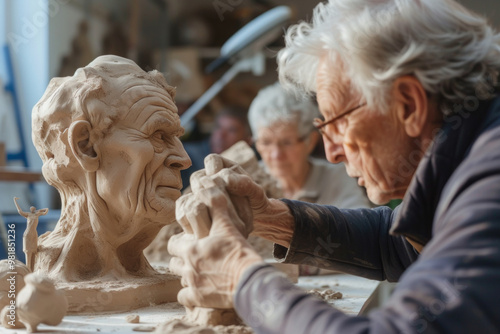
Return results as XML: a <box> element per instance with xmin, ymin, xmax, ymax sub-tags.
<box><xmin>0</xmin><ymin>259</ymin><xmax>30</xmax><ymax>329</ymax></box>
<box><xmin>0</xmin><ymin>292</ymin><xmax>10</xmax><ymax>323</ymax></box>
<box><xmin>133</xmin><ymin>325</ymin><xmax>156</xmax><ymax>332</ymax></box>
<box><xmin>185</xmin><ymin>307</ymin><xmax>243</xmax><ymax>327</ymax></box>
<box><xmin>16</xmin><ymin>273</ymin><xmax>68</xmax><ymax>332</ymax></box>
<box><xmin>13</xmin><ymin>197</ymin><xmax>48</xmax><ymax>271</ymax></box>
<box><xmin>220</xmin><ymin>141</ymin><xmax>282</xmax><ymax>199</ymax></box>
<box><xmin>155</xmin><ymin>318</ymin><xmax>254</xmax><ymax>334</ymax></box>
<box><xmin>307</xmin><ymin>289</ymin><xmax>343</xmax><ymax>301</ymax></box>
<box><xmin>60</xmin><ymin>273</ymin><xmax>181</xmax><ymax>313</ymax></box>
<box><xmin>1</xmin><ymin>305</ymin><xmax>25</xmax><ymax>329</ymax></box>
<box><xmin>126</xmin><ymin>314</ymin><xmax>140</xmax><ymax>323</ymax></box>
<box><xmin>0</xmin><ymin>259</ymin><xmax>31</xmax><ymax>301</ymax></box>
<box><xmin>145</xmin><ymin>222</ymin><xmax>183</xmax><ymax>264</ymax></box>
<box><xmin>30</xmin><ymin>55</ymin><xmax>190</xmax><ymax>311</ymax></box>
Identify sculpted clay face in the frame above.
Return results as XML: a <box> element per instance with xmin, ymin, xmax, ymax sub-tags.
<box><xmin>31</xmin><ymin>55</ymin><xmax>190</xmax><ymax>285</ymax></box>
<box><xmin>95</xmin><ymin>85</ymin><xmax>187</xmax><ymax>231</ymax></box>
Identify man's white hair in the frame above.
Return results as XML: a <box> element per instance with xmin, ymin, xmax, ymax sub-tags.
<box><xmin>278</xmin><ymin>0</ymin><xmax>500</xmax><ymax>113</ymax></box>
<box><xmin>248</xmin><ymin>82</ymin><xmax>320</xmax><ymax>140</ymax></box>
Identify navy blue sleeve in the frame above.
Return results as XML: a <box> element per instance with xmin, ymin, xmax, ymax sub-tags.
<box><xmin>234</xmin><ymin>264</ymin><xmax>371</xmax><ymax>334</ymax></box>
<box><xmin>273</xmin><ymin>200</ymin><xmax>418</xmax><ymax>282</ymax></box>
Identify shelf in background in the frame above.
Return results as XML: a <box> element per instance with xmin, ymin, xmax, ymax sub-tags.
<box><xmin>0</xmin><ymin>167</ymin><xmax>43</xmax><ymax>182</ymax></box>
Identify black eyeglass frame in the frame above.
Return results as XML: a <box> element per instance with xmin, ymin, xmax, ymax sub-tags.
<box><xmin>313</xmin><ymin>103</ymin><xmax>367</xmax><ymax>135</ymax></box>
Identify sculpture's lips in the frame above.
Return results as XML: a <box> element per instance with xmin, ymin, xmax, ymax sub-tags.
<box><xmin>156</xmin><ymin>185</ymin><xmax>182</xmax><ymax>197</ymax></box>
<box><xmin>157</xmin><ymin>184</ymin><xmax>182</xmax><ymax>190</ymax></box>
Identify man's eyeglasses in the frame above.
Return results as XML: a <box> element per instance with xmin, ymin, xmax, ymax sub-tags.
<box><xmin>313</xmin><ymin>103</ymin><xmax>366</xmax><ymax>139</ymax></box>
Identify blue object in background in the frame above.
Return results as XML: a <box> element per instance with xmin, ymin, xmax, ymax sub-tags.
<box><xmin>3</xmin><ymin>44</ymin><xmax>29</xmax><ymax>169</ymax></box>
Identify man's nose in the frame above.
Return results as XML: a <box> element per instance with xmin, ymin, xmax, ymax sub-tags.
<box><xmin>324</xmin><ymin>139</ymin><xmax>346</xmax><ymax>164</ymax></box>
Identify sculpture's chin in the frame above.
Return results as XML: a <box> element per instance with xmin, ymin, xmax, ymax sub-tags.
<box><xmin>149</xmin><ymin>187</ymin><xmax>181</xmax><ymax>209</ymax></box>
<box><xmin>147</xmin><ymin>195</ymin><xmax>178</xmax><ymax>224</ymax></box>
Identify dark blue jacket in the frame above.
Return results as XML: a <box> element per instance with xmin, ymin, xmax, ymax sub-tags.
<box><xmin>234</xmin><ymin>96</ymin><xmax>500</xmax><ymax>333</ymax></box>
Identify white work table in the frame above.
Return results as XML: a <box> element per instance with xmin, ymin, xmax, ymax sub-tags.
<box><xmin>3</xmin><ymin>273</ymin><xmax>379</xmax><ymax>333</ymax></box>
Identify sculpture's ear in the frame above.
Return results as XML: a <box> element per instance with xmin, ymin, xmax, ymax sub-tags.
<box><xmin>68</xmin><ymin>120</ymin><xmax>99</xmax><ymax>172</ymax></box>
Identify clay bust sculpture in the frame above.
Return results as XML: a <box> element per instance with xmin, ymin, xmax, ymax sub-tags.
<box><xmin>32</xmin><ymin>55</ymin><xmax>191</xmax><ymax>284</ymax></box>
<box><xmin>13</xmin><ymin>197</ymin><xmax>48</xmax><ymax>271</ymax></box>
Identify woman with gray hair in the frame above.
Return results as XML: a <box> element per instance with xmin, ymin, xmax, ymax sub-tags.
<box><xmin>249</xmin><ymin>82</ymin><xmax>371</xmax><ymax>208</ymax></box>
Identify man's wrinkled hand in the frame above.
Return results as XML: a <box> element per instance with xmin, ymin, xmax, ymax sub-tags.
<box><xmin>193</xmin><ymin>154</ymin><xmax>273</xmax><ymax>223</ymax></box>
<box><xmin>168</xmin><ymin>184</ymin><xmax>263</xmax><ymax>309</ymax></box>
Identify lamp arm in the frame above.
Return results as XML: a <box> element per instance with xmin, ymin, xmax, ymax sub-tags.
<box><xmin>180</xmin><ymin>53</ymin><xmax>265</xmax><ymax>127</ymax></box>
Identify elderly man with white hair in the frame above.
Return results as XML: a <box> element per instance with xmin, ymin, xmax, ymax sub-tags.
<box><xmin>249</xmin><ymin>82</ymin><xmax>371</xmax><ymax>208</ymax></box>
<box><xmin>168</xmin><ymin>0</ymin><xmax>500</xmax><ymax>333</ymax></box>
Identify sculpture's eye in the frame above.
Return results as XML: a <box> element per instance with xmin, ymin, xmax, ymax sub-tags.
<box><xmin>151</xmin><ymin>131</ymin><xmax>169</xmax><ymax>153</ymax></box>
<box><xmin>152</xmin><ymin>131</ymin><xmax>164</xmax><ymax>141</ymax></box>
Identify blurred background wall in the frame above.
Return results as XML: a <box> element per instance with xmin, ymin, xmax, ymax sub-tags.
<box><xmin>0</xmin><ymin>0</ymin><xmax>499</xmax><ymax>212</ymax></box>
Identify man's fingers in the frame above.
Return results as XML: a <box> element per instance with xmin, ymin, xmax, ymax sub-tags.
<box><xmin>168</xmin><ymin>256</ymin><xmax>184</xmax><ymax>277</ymax></box>
<box><xmin>204</xmin><ymin>154</ymin><xmax>248</xmax><ymax>175</ymax></box>
<box><xmin>178</xmin><ymin>185</ymin><xmax>216</xmax><ymax>239</ymax></box>
<box><xmin>177</xmin><ymin>287</ymin><xmax>201</xmax><ymax>309</ymax></box>
<box><xmin>180</xmin><ymin>268</ymin><xmax>198</xmax><ymax>288</ymax></box>
<box><xmin>226</xmin><ymin>160</ymin><xmax>249</xmax><ymax>176</ymax></box>
<box><xmin>192</xmin><ymin>155</ymin><xmax>247</xmax><ymax>192</ymax></box>
<box><xmin>190</xmin><ymin>169</ymin><xmax>207</xmax><ymax>192</ymax></box>
<box><xmin>222</xmin><ymin>171</ymin><xmax>266</xmax><ymax>202</ymax></box>
<box><xmin>204</xmin><ymin>154</ymin><xmax>225</xmax><ymax>176</ymax></box>
<box><xmin>226</xmin><ymin>172</ymin><xmax>254</xmax><ymax>194</ymax></box>
<box><xmin>228</xmin><ymin>196</ymin><xmax>253</xmax><ymax>237</ymax></box>
<box><xmin>177</xmin><ymin>180</ymin><xmax>235</xmax><ymax>238</ymax></box>
<box><xmin>191</xmin><ymin>177</ymin><xmax>249</xmax><ymax>238</ymax></box>
<box><xmin>186</xmin><ymin>201</ymin><xmax>212</xmax><ymax>239</ymax></box>
<box><xmin>204</xmin><ymin>193</ymin><xmax>245</xmax><ymax>238</ymax></box>
<box><xmin>167</xmin><ymin>232</ymin><xmax>196</xmax><ymax>258</ymax></box>
<box><xmin>176</xmin><ymin>194</ymin><xmax>195</xmax><ymax>234</ymax></box>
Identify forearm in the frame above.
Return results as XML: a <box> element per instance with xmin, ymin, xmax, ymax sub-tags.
<box><xmin>251</xmin><ymin>199</ymin><xmax>295</xmax><ymax>248</ymax></box>
<box><xmin>274</xmin><ymin>200</ymin><xmax>418</xmax><ymax>281</ymax></box>
<box><xmin>234</xmin><ymin>259</ymin><xmax>499</xmax><ymax>334</ymax></box>
<box><xmin>234</xmin><ymin>264</ymin><xmax>370</xmax><ymax>334</ymax></box>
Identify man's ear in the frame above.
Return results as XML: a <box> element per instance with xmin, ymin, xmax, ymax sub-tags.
<box><xmin>68</xmin><ymin>120</ymin><xmax>99</xmax><ymax>172</ymax></box>
<box><xmin>392</xmin><ymin>76</ymin><xmax>429</xmax><ymax>138</ymax></box>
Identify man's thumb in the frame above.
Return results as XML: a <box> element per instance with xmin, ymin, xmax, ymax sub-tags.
<box><xmin>208</xmin><ymin>193</ymin><xmax>248</xmax><ymax>238</ymax></box>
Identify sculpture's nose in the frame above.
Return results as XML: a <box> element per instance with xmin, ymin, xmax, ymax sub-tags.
<box><xmin>164</xmin><ymin>148</ymin><xmax>192</xmax><ymax>171</ymax></box>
